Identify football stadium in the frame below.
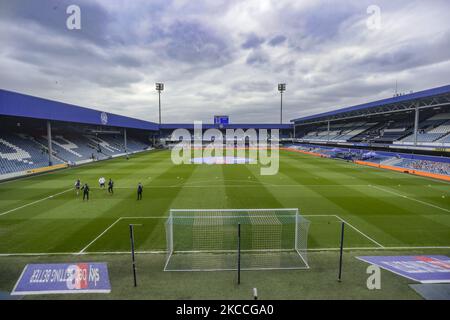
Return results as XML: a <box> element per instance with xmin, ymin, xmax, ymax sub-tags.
<box><xmin>0</xmin><ymin>0</ymin><xmax>449</xmax><ymax>305</ymax></box>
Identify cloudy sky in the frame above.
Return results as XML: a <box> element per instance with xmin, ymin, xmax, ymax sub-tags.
<box><xmin>1</xmin><ymin>0</ymin><xmax>449</xmax><ymax>123</ymax></box>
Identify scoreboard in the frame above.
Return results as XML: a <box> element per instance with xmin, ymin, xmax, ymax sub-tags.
<box><xmin>214</xmin><ymin>115</ymin><xmax>229</xmax><ymax>125</ymax></box>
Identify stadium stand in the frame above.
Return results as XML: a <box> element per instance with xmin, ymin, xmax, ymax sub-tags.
<box><xmin>394</xmin><ymin>159</ymin><xmax>450</xmax><ymax>175</ymax></box>
<box><xmin>395</xmin><ymin>114</ymin><xmax>450</xmax><ymax>145</ymax></box>
<box><xmin>296</xmin><ymin>111</ymin><xmax>450</xmax><ymax>147</ymax></box>
<box><xmin>298</xmin><ymin>122</ymin><xmax>377</xmax><ymax>142</ymax></box>
<box><xmin>372</xmin><ymin>120</ymin><xmax>413</xmax><ymax>143</ymax></box>
<box><xmin>34</xmin><ymin>134</ymin><xmax>94</xmax><ymax>163</ymax></box>
<box><xmin>293</xmin><ymin>85</ymin><xmax>450</xmax><ymax>149</ymax></box>
<box><xmin>284</xmin><ymin>143</ymin><xmax>450</xmax><ymax>176</ymax></box>
<box><xmin>2</xmin><ymin>85</ymin><xmax>450</xmax><ymax>179</ymax></box>
<box><xmin>289</xmin><ymin>85</ymin><xmax>450</xmax><ymax>178</ymax></box>
<box><xmin>0</xmin><ymin>132</ymin><xmax>63</xmax><ymax>175</ymax></box>
<box><xmin>0</xmin><ymin>89</ymin><xmax>158</xmax><ymax>179</ymax></box>
<box><xmin>0</xmin><ymin>128</ymin><xmax>153</xmax><ymax>177</ymax></box>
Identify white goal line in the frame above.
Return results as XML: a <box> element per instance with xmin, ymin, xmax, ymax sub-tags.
<box><xmin>2</xmin><ymin>246</ymin><xmax>450</xmax><ymax>257</ymax></box>
<box><xmin>172</xmin><ymin>249</ymin><xmax>297</xmax><ymax>254</ymax></box>
<box><xmin>170</xmin><ymin>208</ymin><xmax>300</xmax><ymax>212</ymax></box>
<box><xmin>168</xmin><ymin>215</ymin><xmax>299</xmax><ymax>219</ymax></box>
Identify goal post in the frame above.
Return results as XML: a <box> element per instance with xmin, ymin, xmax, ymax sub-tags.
<box><xmin>164</xmin><ymin>208</ymin><xmax>310</xmax><ymax>271</ymax></box>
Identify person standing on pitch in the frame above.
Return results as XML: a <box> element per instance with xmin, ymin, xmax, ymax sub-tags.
<box><xmin>82</xmin><ymin>183</ymin><xmax>90</xmax><ymax>201</ymax></box>
<box><xmin>75</xmin><ymin>179</ymin><xmax>81</xmax><ymax>196</ymax></box>
<box><xmin>137</xmin><ymin>182</ymin><xmax>143</xmax><ymax>200</ymax></box>
<box><xmin>99</xmin><ymin>177</ymin><xmax>106</xmax><ymax>189</ymax></box>
<box><xmin>108</xmin><ymin>178</ymin><xmax>114</xmax><ymax>194</ymax></box>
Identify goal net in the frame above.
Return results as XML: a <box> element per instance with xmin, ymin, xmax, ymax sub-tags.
<box><xmin>164</xmin><ymin>208</ymin><xmax>310</xmax><ymax>271</ymax></box>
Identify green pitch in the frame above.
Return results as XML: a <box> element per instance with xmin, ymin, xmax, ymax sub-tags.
<box><xmin>0</xmin><ymin>149</ymin><xmax>449</xmax><ymax>299</ymax></box>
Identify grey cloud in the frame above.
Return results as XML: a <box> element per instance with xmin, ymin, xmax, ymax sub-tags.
<box><xmin>246</xmin><ymin>50</ymin><xmax>270</xmax><ymax>66</ymax></box>
<box><xmin>282</xmin><ymin>2</ymin><xmax>363</xmax><ymax>52</ymax></box>
<box><xmin>242</xmin><ymin>34</ymin><xmax>265</xmax><ymax>49</ymax></box>
<box><xmin>3</xmin><ymin>28</ymin><xmax>143</xmax><ymax>89</ymax></box>
<box><xmin>231</xmin><ymin>81</ymin><xmax>273</xmax><ymax>93</ymax></box>
<box><xmin>355</xmin><ymin>31</ymin><xmax>450</xmax><ymax>74</ymax></box>
<box><xmin>112</xmin><ymin>54</ymin><xmax>143</xmax><ymax>68</ymax></box>
<box><xmin>0</xmin><ymin>0</ymin><xmax>116</xmax><ymax>47</ymax></box>
<box><xmin>268</xmin><ymin>35</ymin><xmax>287</xmax><ymax>47</ymax></box>
<box><xmin>88</xmin><ymin>70</ymin><xmax>143</xmax><ymax>88</ymax></box>
<box><xmin>273</xmin><ymin>60</ymin><xmax>296</xmax><ymax>76</ymax></box>
<box><xmin>163</xmin><ymin>21</ymin><xmax>233</xmax><ymax>67</ymax></box>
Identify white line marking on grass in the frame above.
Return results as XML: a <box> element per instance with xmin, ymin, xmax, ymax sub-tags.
<box><xmin>0</xmin><ymin>188</ymin><xmax>73</xmax><ymax>217</ymax></box>
<box><xmin>334</xmin><ymin>215</ymin><xmax>384</xmax><ymax>248</ymax></box>
<box><xmin>0</xmin><ymin>251</ymin><xmax>166</xmax><ymax>257</ymax></box>
<box><xmin>78</xmin><ymin>217</ymin><xmax>123</xmax><ymax>254</ymax></box>
<box><xmin>302</xmin><ymin>214</ymin><xmax>340</xmax><ymax>217</ymax></box>
<box><xmin>371</xmin><ymin>185</ymin><xmax>450</xmax><ymax>213</ymax></box>
<box><xmin>117</xmin><ymin>214</ymin><xmax>334</xmax><ymax>219</ymax></box>
<box><xmin>82</xmin><ymin>250</ymin><xmax>166</xmax><ymax>255</ymax></box>
<box><xmin>75</xmin><ymin>214</ymin><xmax>334</xmax><ymax>254</ymax></box>
<box><xmin>120</xmin><ymin>216</ymin><xmax>167</xmax><ymax>219</ymax></box>
<box><xmin>2</xmin><ymin>246</ymin><xmax>450</xmax><ymax>257</ymax></box>
<box><xmin>92</xmin><ymin>184</ymin><xmax>378</xmax><ymax>189</ymax></box>
<box><xmin>307</xmin><ymin>246</ymin><xmax>450</xmax><ymax>252</ymax></box>
<box><xmin>77</xmin><ymin>214</ymin><xmax>328</xmax><ymax>255</ymax></box>
<box><xmin>0</xmin><ymin>252</ymin><xmax>80</xmax><ymax>257</ymax></box>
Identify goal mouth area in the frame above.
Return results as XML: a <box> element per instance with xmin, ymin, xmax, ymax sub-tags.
<box><xmin>164</xmin><ymin>249</ymin><xmax>309</xmax><ymax>272</ymax></box>
<box><xmin>164</xmin><ymin>208</ymin><xmax>310</xmax><ymax>272</ymax></box>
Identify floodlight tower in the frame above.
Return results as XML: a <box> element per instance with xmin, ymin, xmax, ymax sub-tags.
<box><xmin>155</xmin><ymin>83</ymin><xmax>164</xmax><ymax>126</ymax></box>
<box><xmin>278</xmin><ymin>83</ymin><xmax>286</xmax><ymax>124</ymax></box>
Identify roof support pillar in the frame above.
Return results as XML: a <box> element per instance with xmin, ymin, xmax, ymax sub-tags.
<box><xmin>327</xmin><ymin>120</ymin><xmax>330</xmax><ymax>143</ymax></box>
<box><xmin>46</xmin><ymin>120</ymin><xmax>53</xmax><ymax>166</ymax></box>
<box><xmin>124</xmin><ymin>128</ymin><xmax>128</xmax><ymax>154</ymax></box>
<box><xmin>413</xmin><ymin>104</ymin><xmax>419</xmax><ymax>147</ymax></box>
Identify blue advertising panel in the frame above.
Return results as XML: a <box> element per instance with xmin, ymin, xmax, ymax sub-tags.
<box><xmin>357</xmin><ymin>255</ymin><xmax>450</xmax><ymax>283</ymax></box>
<box><xmin>11</xmin><ymin>263</ymin><xmax>111</xmax><ymax>295</ymax></box>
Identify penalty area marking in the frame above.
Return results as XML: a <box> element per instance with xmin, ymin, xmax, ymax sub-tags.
<box><xmin>77</xmin><ymin>215</ymin><xmax>332</xmax><ymax>254</ymax></box>
<box><xmin>76</xmin><ymin>214</ymin><xmax>385</xmax><ymax>255</ymax></box>
<box><xmin>77</xmin><ymin>216</ymin><xmax>168</xmax><ymax>254</ymax></box>
<box><xmin>77</xmin><ymin>218</ymin><xmax>122</xmax><ymax>254</ymax></box>
<box><xmin>370</xmin><ymin>185</ymin><xmax>450</xmax><ymax>213</ymax></box>
<box><xmin>334</xmin><ymin>215</ymin><xmax>384</xmax><ymax>248</ymax></box>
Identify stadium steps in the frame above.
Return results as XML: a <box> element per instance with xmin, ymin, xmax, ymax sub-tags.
<box><xmin>380</xmin><ymin>157</ymin><xmax>403</xmax><ymax>166</ymax></box>
<box><xmin>28</xmin><ymin>135</ymin><xmax>66</xmax><ymax>164</ymax></box>
<box><xmin>436</xmin><ymin>132</ymin><xmax>450</xmax><ymax>144</ymax></box>
<box><xmin>350</xmin><ymin>122</ymin><xmax>386</xmax><ymax>142</ymax></box>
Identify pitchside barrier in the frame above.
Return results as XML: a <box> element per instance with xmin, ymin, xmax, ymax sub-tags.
<box><xmin>282</xmin><ymin>147</ymin><xmax>450</xmax><ymax>182</ymax></box>
<box><xmin>354</xmin><ymin>160</ymin><xmax>450</xmax><ymax>182</ymax></box>
<box><xmin>164</xmin><ymin>209</ymin><xmax>310</xmax><ymax>272</ymax></box>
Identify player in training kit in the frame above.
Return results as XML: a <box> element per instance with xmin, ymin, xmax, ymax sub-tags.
<box><xmin>82</xmin><ymin>183</ymin><xmax>90</xmax><ymax>201</ymax></box>
<box><xmin>137</xmin><ymin>183</ymin><xmax>143</xmax><ymax>200</ymax></box>
<box><xmin>99</xmin><ymin>177</ymin><xmax>106</xmax><ymax>189</ymax></box>
<box><xmin>75</xmin><ymin>179</ymin><xmax>81</xmax><ymax>196</ymax></box>
<box><xmin>108</xmin><ymin>179</ymin><xmax>114</xmax><ymax>194</ymax></box>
